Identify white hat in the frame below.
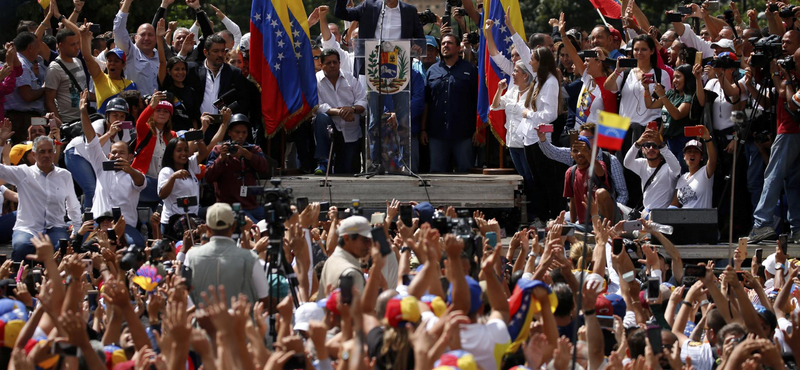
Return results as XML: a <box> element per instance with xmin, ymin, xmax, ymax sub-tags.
<box><xmin>337</xmin><ymin>216</ymin><xmax>372</xmax><ymax>239</ymax></box>
<box><xmin>711</xmin><ymin>39</ymin><xmax>735</xmax><ymax>51</ymax></box>
<box><xmin>293</xmin><ymin>302</ymin><xmax>325</xmax><ymax>332</ymax></box>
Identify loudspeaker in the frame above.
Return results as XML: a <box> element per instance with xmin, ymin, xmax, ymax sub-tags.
<box><xmin>649</xmin><ymin>208</ymin><xmax>719</xmax><ymax>245</ymax></box>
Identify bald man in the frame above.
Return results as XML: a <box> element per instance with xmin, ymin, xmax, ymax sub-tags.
<box><xmin>113</xmin><ymin>0</ymin><xmax>161</xmax><ymax>94</ymax></box>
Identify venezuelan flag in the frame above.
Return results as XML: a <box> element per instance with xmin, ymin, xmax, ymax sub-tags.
<box><xmin>503</xmin><ymin>279</ymin><xmax>558</xmax><ymax>355</ymax></box>
<box><xmin>477</xmin><ymin>0</ymin><xmax>525</xmax><ymax>145</ymax></box>
<box><xmin>250</xmin><ymin>0</ymin><xmax>307</xmax><ymax>137</ymax></box>
<box><xmin>284</xmin><ymin>1</ymin><xmax>319</xmax><ymax>132</ymax></box>
<box><xmin>597</xmin><ymin>110</ymin><xmax>631</xmax><ymax>151</ymax></box>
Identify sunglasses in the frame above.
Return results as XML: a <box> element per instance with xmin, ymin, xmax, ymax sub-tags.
<box><xmin>642</xmin><ymin>143</ymin><xmax>659</xmax><ymax>149</ymax></box>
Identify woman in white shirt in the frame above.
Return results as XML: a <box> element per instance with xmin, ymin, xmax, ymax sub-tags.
<box><xmin>491</xmin><ymin>61</ymin><xmax>534</xmax><ymax>215</ymax></box>
<box><xmin>157</xmin><ymin>112</ymin><xmax>228</xmax><ymax>236</ymax></box>
<box><xmin>522</xmin><ymin>46</ymin><xmax>561</xmax><ymax>221</ymax></box>
<box><xmin>672</xmin><ymin>126</ymin><xmax>717</xmax><ymax>209</ymax></box>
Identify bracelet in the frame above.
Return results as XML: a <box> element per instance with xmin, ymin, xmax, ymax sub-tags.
<box><xmin>584</xmin><ymin>309</ymin><xmax>596</xmax><ymax>316</ymax></box>
<box><xmin>591</xmin><ymin>215</ymin><xmax>601</xmax><ymax>219</ymax></box>
<box><xmin>680</xmin><ymin>301</ymin><xmax>693</xmax><ymax>307</ymax></box>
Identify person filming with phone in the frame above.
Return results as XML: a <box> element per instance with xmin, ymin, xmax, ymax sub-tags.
<box><xmin>205</xmin><ymin>113</ymin><xmax>270</xmax><ymax>222</ymax></box>
<box><xmin>671</xmin><ymin>126</ymin><xmax>717</xmax><ymax>209</ymax></box>
<box><xmin>76</xmin><ymin>90</ymin><xmax>146</xmax><ymax>248</ymax></box>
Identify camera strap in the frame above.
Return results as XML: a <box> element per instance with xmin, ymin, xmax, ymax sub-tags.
<box><xmin>642</xmin><ymin>158</ymin><xmax>666</xmax><ymax>195</ymax></box>
<box><xmin>133</xmin><ymin>131</ymin><xmax>153</xmax><ymax>157</ymax></box>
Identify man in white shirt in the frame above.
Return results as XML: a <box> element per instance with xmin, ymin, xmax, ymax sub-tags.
<box><xmin>77</xmin><ymin>91</ymin><xmax>146</xmax><ymax>248</ymax></box>
<box><xmin>313</xmin><ymin>49</ymin><xmax>366</xmax><ymax>174</ymax></box>
<box><xmin>624</xmin><ymin>129</ymin><xmax>681</xmax><ymax>218</ymax></box>
<box><xmin>114</xmin><ymin>0</ymin><xmax>161</xmax><ymax>94</ymax></box>
<box><xmin>0</xmin><ymin>123</ymin><xmax>81</xmax><ymax>261</ymax></box>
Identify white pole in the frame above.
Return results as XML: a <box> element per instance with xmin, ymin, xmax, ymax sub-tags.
<box><xmin>596</xmin><ymin>9</ymin><xmax>611</xmax><ymax>28</ymax></box>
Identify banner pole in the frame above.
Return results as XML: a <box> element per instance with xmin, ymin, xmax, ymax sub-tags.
<box><xmin>596</xmin><ymin>8</ymin><xmax>611</xmax><ymax>27</ymax></box>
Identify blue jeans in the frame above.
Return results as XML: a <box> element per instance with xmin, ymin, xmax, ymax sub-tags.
<box><xmin>429</xmin><ymin>137</ymin><xmax>473</xmax><ymax>173</ymax></box>
<box><xmin>125</xmin><ymin>224</ymin><xmax>145</xmax><ymax>249</ymax></box>
<box><xmin>753</xmin><ymin>133</ymin><xmax>800</xmax><ymax>232</ymax></box>
<box><xmin>313</xmin><ymin>113</ymin><xmax>360</xmax><ymax>173</ymax></box>
<box><xmin>667</xmin><ymin>135</ymin><xmax>692</xmax><ymax>174</ymax></box>
<box><xmin>139</xmin><ymin>176</ymin><xmax>161</xmax><ymax>205</ymax></box>
<box><xmin>64</xmin><ymin>147</ymin><xmax>97</xmax><ymax>210</ymax></box>
<box><xmin>368</xmin><ymin>92</ymin><xmax>410</xmax><ymax>171</ymax></box>
<box><xmin>12</xmin><ymin>227</ymin><xmax>70</xmax><ymax>262</ymax></box>
<box><xmin>0</xmin><ymin>211</ymin><xmax>16</xmax><ymax>243</ymax></box>
<box><xmin>411</xmin><ymin>133</ymin><xmax>420</xmax><ymax>173</ymax></box>
<box><xmin>509</xmin><ymin>147</ymin><xmax>535</xmax><ymax>216</ymax></box>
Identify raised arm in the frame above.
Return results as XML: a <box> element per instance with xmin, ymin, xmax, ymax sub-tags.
<box><xmin>197</xmin><ymin>107</ymin><xmax>230</xmax><ymax>162</ymax></box>
<box><xmin>558</xmin><ymin>13</ymin><xmax>586</xmax><ymax>76</ymax></box>
<box><xmin>157</xmin><ymin>19</ymin><xmax>168</xmax><ymax>85</ymax></box>
<box><xmin>334</xmin><ymin>0</ymin><xmax>362</xmax><ymax>22</ymax></box>
<box><xmin>114</xmin><ymin>0</ymin><xmax>135</xmax><ymax>55</ymax></box>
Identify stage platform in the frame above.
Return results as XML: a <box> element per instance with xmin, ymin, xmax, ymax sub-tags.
<box><xmin>277</xmin><ymin>174</ymin><xmax>524</xmax><ymax>210</ymax></box>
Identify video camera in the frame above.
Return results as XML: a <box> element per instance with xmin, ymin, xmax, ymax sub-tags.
<box><xmin>780</xmin><ymin>4</ymin><xmax>797</xmax><ymax>18</ymax></box>
<box><xmin>264</xmin><ymin>179</ymin><xmax>293</xmax><ymax>226</ymax></box>
<box><xmin>710</xmin><ymin>56</ymin><xmax>739</xmax><ymax>69</ymax></box>
<box><xmin>749</xmin><ymin>34</ymin><xmax>782</xmax><ymax>68</ymax></box>
<box><xmin>431</xmin><ymin>209</ymin><xmax>483</xmax><ymax>259</ymax></box>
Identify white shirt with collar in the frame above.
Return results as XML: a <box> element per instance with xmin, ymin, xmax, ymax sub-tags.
<box><xmin>4</xmin><ymin>53</ymin><xmax>46</xmax><ymax>113</ymax></box>
<box><xmin>321</xmin><ymin>37</ymin><xmax>354</xmax><ymax>76</ymax></box>
<box><xmin>113</xmin><ymin>10</ymin><xmax>160</xmax><ymax>94</ymax></box>
<box><xmin>83</xmin><ymin>138</ymin><xmax>146</xmax><ymax>226</ymax></box>
<box><xmin>200</xmin><ymin>61</ymin><xmax>223</xmax><ymax>115</ymax></box>
<box><xmin>375</xmin><ymin>2</ymin><xmax>402</xmax><ymax>41</ymax></box>
<box><xmin>0</xmin><ymin>149</ymin><xmax>81</xmax><ymax>235</ymax></box>
<box><xmin>315</xmin><ymin>69</ymin><xmax>367</xmax><ymax>143</ymax></box>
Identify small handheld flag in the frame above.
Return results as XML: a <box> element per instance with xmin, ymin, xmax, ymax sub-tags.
<box><xmin>597</xmin><ymin>111</ymin><xmax>631</xmax><ymax>151</ymax></box>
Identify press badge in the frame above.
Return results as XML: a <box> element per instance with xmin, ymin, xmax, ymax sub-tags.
<box><xmin>240</xmin><ymin>186</ymin><xmax>248</xmax><ymax>197</ymax></box>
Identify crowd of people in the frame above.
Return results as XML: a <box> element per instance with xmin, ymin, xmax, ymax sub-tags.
<box><xmin>0</xmin><ymin>0</ymin><xmax>798</xmax><ymax>368</ymax></box>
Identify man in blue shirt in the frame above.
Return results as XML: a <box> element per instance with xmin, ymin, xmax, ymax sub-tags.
<box><xmin>422</xmin><ymin>34</ymin><xmax>478</xmax><ymax>173</ymax></box>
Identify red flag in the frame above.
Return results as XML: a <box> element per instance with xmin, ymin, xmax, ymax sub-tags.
<box><xmin>588</xmin><ymin>0</ymin><xmax>622</xmax><ymax>20</ymax></box>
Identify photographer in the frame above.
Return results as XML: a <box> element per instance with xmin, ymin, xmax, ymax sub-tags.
<box><xmin>157</xmin><ymin>108</ymin><xmax>228</xmax><ymax>235</ymax></box>
<box><xmin>205</xmin><ymin>113</ymin><xmax>269</xmax><ymax>222</ymax></box>
<box><xmin>748</xmin><ymin>51</ymin><xmax>800</xmax><ymax>244</ymax></box>
<box><xmin>77</xmin><ymin>90</ymin><xmax>146</xmax><ymax>249</ymax></box>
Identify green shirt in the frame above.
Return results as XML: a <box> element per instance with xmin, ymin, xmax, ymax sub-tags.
<box><xmin>661</xmin><ymin>89</ymin><xmax>701</xmax><ymax>139</ymax></box>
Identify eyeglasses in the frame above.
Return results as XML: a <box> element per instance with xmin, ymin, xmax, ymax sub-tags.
<box><xmin>641</xmin><ymin>142</ymin><xmax>659</xmax><ymax>149</ymax></box>
<box><xmin>313</xmin><ymin>56</ymin><xmax>320</xmax><ymax>60</ymax></box>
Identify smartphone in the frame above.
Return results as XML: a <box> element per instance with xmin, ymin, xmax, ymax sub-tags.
<box><xmin>402</xmin><ymin>274</ymin><xmax>411</xmax><ymax>286</ymax></box>
<box><xmin>339</xmin><ymin>275</ymin><xmax>353</xmax><ymax>304</ymax></box>
<box><xmin>610</xmin><ymin>238</ymin><xmax>623</xmax><ymax>256</ymax></box>
<box><xmin>15</xmin><ymin>264</ymin><xmax>24</xmax><ymax>283</ymax></box>
<box><xmin>623</xmin><ymin>220</ymin><xmax>643</xmax><ymax>232</ymax></box>
<box><xmin>561</xmin><ymin>225</ymin><xmax>575</xmax><ymax>236</ymax></box>
<box><xmin>705</xmin><ymin>1</ymin><xmax>720</xmax><ymax>11</ymax></box>
<box><xmin>642</xmin><ymin>73</ymin><xmax>655</xmax><ymax>84</ymax></box>
<box><xmin>618</xmin><ymin>58</ymin><xmax>638</xmax><ymax>68</ymax></box>
<box><xmin>666</xmin><ymin>12</ymin><xmax>684</xmax><ymax>22</ymax></box>
<box><xmin>399</xmin><ymin>204</ymin><xmax>413</xmax><ymax>227</ymax></box>
<box><xmin>569</xmin><ymin>130</ymin><xmax>579</xmax><ymax>146</ymax></box>
<box><xmin>598</xmin><ymin>316</ymin><xmax>615</xmax><ymax>329</ymax></box>
<box><xmin>48</xmin><ymin>119</ymin><xmax>57</xmax><ymax>129</ymax></box>
<box><xmin>176</xmin><ymin>196</ymin><xmax>198</xmax><ymax>208</ymax></box>
<box><xmin>165</xmin><ymin>91</ymin><xmax>174</xmax><ymax>103</ymax></box>
<box><xmin>82</xmin><ymin>212</ymin><xmax>94</xmax><ymax>222</ymax></box>
<box><xmin>30</xmin><ymin>117</ymin><xmax>47</xmax><ymax>126</ymax></box>
<box><xmin>755</xmin><ymin>248</ymin><xmax>764</xmax><ymax>265</ymax></box>
<box><xmin>58</xmin><ymin>239</ymin><xmax>69</xmax><ymax>255</ymax></box>
<box><xmin>486</xmin><ymin>231</ymin><xmax>498</xmax><ymax>248</ymax></box>
<box><xmin>209</xmin><ymin>114</ymin><xmax>223</xmax><ymax>124</ymax></box>
<box><xmin>582</xmin><ymin>50</ymin><xmax>598</xmax><ymax>58</ymax></box>
<box><xmin>110</xmin><ymin>207</ymin><xmax>122</xmax><ymax>223</ymax></box>
<box><xmin>82</xmin><ymin>258</ymin><xmax>93</xmax><ymax>274</ymax></box>
<box><xmin>296</xmin><ymin>197</ymin><xmax>309</xmax><ymax>214</ymax></box>
<box><xmin>370</xmin><ymin>212</ymin><xmax>385</xmax><ymax>225</ymax></box>
<box><xmin>647</xmin><ymin>325</ymin><xmax>663</xmax><ymax>351</ymax></box>
<box><xmin>695</xmin><ymin>51</ymin><xmax>703</xmax><ymax>65</ymax></box>
<box><xmin>32</xmin><ymin>269</ymin><xmax>42</xmax><ymax>284</ymax></box>
<box><xmin>180</xmin><ymin>265</ymin><xmax>192</xmax><ymax>287</ymax></box>
<box><xmin>684</xmin><ymin>264</ymin><xmax>706</xmax><ymax>278</ymax></box>
<box><xmin>87</xmin><ymin>290</ymin><xmax>99</xmax><ymax>311</ymax></box>
<box><xmin>646</xmin><ymin>277</ymin><xmax>660</xmax><ymax>302</ymax></box>
<box><xmin>677</xmin><ymin>6</ymin><xmax>693</xmax><ymax>14</ymax></box>
<box><xmin>183</xmin><ymin>130</ymin><xmax>204</xmax><ymax>142</ymax></box>
<box><xmin>371</xmin><ymin>226</ymin><xmax>392</xmax><ymax>256</ymax></box>
<box><xmin>51</xmin><ymin>342</ymin><xmax>79</xmax><ymax>357</ymax></box>
<box><xmin>780</xmin><ymin>234</ymin><xmax>789</xmax><ymax>255</ymax></box>
<box><xmin>119</xmin><ymin>121</ymin><xmax>134</xmax><ymax>130</ymax></box>
<box><xmin>684</xmin><ymin>126</ymin><xmax>704</xmax><ymax>137</ymax></box>
<box><xmin>102</xmin><ymin>160</ymin><xmax>117</xmax><ymax>171</ymax></box>
<box><xmin>538</xmin><ymin>124</ymin><xmax>554</xmax><ymax>133</ymax></box>
<box><xmin>647</xmin><ymin>121</ymin><xmax>659</xmax><ymax>131</ymax></box>
<box><xmin>106</xmin><ymin>229</ymin><xmax>117</xmax><ymax>244</ymax></box>
<box><xmin>0</xmin><ymin>254</ymin><xmax>6</xmax><ymax>265</ymax></box>
<box><xmin>736</xmin><ymin>271</ymin><xmax>746</xmax><ymax>281</ymax></box>
<box><xmin>318</xmin><ymin>201</ymin><xmax>330</xmax><ymax>222</ymax></box>
<box><xmin>770</xmin><ymin>3</ymin><xmax>780</xmax><ymax>12</ymax></box>
<box><xmin>283</xmin><ymin>353</ymin><xmax>306</xmax><ymax>370</ymax></box>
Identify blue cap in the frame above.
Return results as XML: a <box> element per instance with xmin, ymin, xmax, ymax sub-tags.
<box><xmin>105</xmin><ymin>48</ymin><xmax>126</xmax><ymax>63</ymax></box>
<box><xmin>413</xmin><ymin>202</ymin><xmax>434</xmax><ymax>225</ymax></box>
<box><xmin>577</xmin><ymin>135</ymin><xmax>592</xmax><ymax>151</ymax></box>
<box><xmin>425</xmin><ymin>35</ymin><xmax>438</xmax><ymax>48</ymax></box>
<box><xmin>447</xmin><ymin>276</ymin><xmax>483</xmax><ymax>315</ymax></box>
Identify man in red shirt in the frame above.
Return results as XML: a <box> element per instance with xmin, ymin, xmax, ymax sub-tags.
<box><xmin>563</xmin><ymin>136</ymin><xmax>617</xmax><ymax>229</ymax></box>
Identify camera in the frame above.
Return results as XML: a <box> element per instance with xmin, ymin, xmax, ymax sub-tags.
<box><xmin>419</xmin><ymin>9</ymin><xmax>437</xmax><ymax>25</ymax></box>
<box><xmin>430</xmin><ymin>209</ymin><xmax>482</xmax><ymax>258</ymax></box>
<box><xmin>780</xmin><ymin>4</ymin><xmax>797</xmax><ymax>18</ymax></box>
<box><xmin>149</xmin><ymin>239</ymin><xmax>171</xmax><ymax>261</ymax></box>
<box><xmin>710</xmin><ymin>56</ymin><xmax>739</xmax><ymax>69</ymax></box>
<box><xmin>466</xmin><ymin>31</ymin><xmax>480</xmax><ymax>45</ymax></box>
<box><xmin>120</xmin><ymin>246</ymin><xmax>146</xmax><ymax>271</ymax></box>
<box><xmin>264</xmin><ymin>178</ymin><xmax>293</xmax><ymax>224</ymax></box>
<box><xmin>750</xmin><ymin>35</ymin><xmax>782</xmax><ymax>68</ymax></box>
<box><xmin>779</xmin><ymin>55</ymin><xmax>796</xmax><ymax>71</ymax></box>
<box><xmin>455</xmin><ymin>8</ymin><xmax>466</xmax><ymax>17</ymax></box>
<box><xmin>347</xmin><ymin>199</ymin><xmax>363</xmax><ymax>218</ymax></box>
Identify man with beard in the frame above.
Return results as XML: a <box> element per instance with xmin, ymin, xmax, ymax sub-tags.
<box><xmin>623</xmin><ymin>129</ymin><xmax>681</xmax><ymax>218</ymax></box>
<box><xmin>187</xmin><ymin>35</ymin><xmax>250</xmax><ymax>122</ymax></box>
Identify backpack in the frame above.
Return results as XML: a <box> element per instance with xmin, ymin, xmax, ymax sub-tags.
<box><xmin>617</xmin><ymin>67</ymin><xmax>663</xmax><ymax>108</ymax></box>
<box><xmin>567</xmin><ymin>162</ymin><xmax>611</xmax><ymax>199</ymax></box>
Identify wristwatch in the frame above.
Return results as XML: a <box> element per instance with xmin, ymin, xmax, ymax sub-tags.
<box><xmin>776</xmin><ymin>263</ymin><xmax>786</xmax><ymax>270</ymax></box>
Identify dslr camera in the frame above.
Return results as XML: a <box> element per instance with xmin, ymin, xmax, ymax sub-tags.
<box><xmin>430</xmin><ymin>209</ymin><xmax>482</xmax><ymax>259</ymax></box>
<box><xmin>749</xmin><ymin>34</ymin><xmax>783</xmax><ymax>68</ymax></box>
<box><xmin>419</xmin><ymin>9</ymin><xmax>437</xmax><ymax>25</ymax></box>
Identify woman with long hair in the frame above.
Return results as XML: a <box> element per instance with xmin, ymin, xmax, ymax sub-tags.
<box><xmin>522</xmin><ymin>46</ymin><xmax>562</xmax><ymax>222</ymax></box>
<box><xmin>131</xmin><ymin>92</ymin><xmax>176</xmax><ymax>204</ymax></box>
<box><xmin>157</xmin><ymin>19</ymin><xmax>198</xmax><ymax>132</ymax></box>
<box><xmin>491</xmin><ymin>61</ymin><xmax>535</xmax><ymax>216</ymax></box>
<box><xmin>157</xmin><ymin>110</ymin><xmax>229</xmax><ymax>234</ymax></box>
<box><xmin>646</xmin><ymin>63</ymin><xmax>705</xmax><ymax>173</ymax></box>
<box><xmin>671</xmin><ymin>126</ymin><xmax>716</xmax><ymax>208</ymax></box>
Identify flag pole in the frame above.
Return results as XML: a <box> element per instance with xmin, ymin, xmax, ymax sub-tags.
<box><xmin>596</xmin><ymin>8</ymin><xmax>611</xmax><ymax>28</ymax></box>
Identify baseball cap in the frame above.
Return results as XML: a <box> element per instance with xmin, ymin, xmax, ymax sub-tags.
<box><xmin>206</xmin><ymin>203</ymin><xmax>235</xmax><ymax>230</ymax></box>
<box><xmin>293</xmin><ymin>302</ymin><xmax>324</xmax><ymax>332</ymax></box>
<box><xmin>755</xmin><ymin>304</ymin><xmax>778</xmax><ymax>331</ymax></box>
<box><xmin>323</xmin><ymin>289</ymin><xmax>341</xmax><ymax>316</ymax></box>
<box><xmin>420</xmin><ymin>294</ymin><xmax>447</xmax><ymax>317</ymax></box>
<box><xmin>447</xmin><ymin>276</ymin><xmax>483</xmax><ymax>315</ymax></box>
<box><xmin>337</xmin><ymin>216</ymin><xmax>371</xmax><ymax>238</ymax></box>
<box><xmin>609</xmin><ymin>27</ymin><xmax>622</xmax><ymax>42</ymax></box>
<box><xmin>155</xmin><ymin>100</ymin><xmax>174</xmax><ymax>115</ymax></box>
<box><xmin>711</xmin><ymin>39</ymin><xmax>735</xmax><ymax>51</ymax></box>
<box><xmin>434</xmin><ymin>350</ymin><xmax>478</xmax><ymax>370</ymax></box>
<box><xmin>576</xmin><ymin>135</ymin><xmax>592</xmax><ymax>151</ymax></box>
<box><xmin>684</xmin><ymin>139</ymin><xmax>703</xmax><ymax>152</ymax></box>
<box><xmin>413</xmin><ymin>202</ymin><xmax>434</xmax><ymax>225</ymax></box>
<box><xmin>9</xmin><ymin>143</ymin><xmax>32</xmax><ymax>166</ymax></box>
<box><xmin>425</xmin><ymin>35</ymin><xmax>439</xmax><ymax>49</ymax></box>
<box><xmin>596</xmin><ymin>293</ymin><xmax>626</xmax><ymax>318</ymax></box>
<box><xmin>384</xmin><ymin>294</ymin><xmax>422</xmax><ymax>327</ymax></box>
<box><xmin>105</xmin><ymin>48</ymin><xmax>126</xmax><ymax>63</ymax></box>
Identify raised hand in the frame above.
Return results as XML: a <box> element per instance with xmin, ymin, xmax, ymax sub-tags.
<box><xmin>156</xmin><ymin>18</ymin><xmax>167</xmax><ymax>38</ymax></box>
<box><xmin>497</xmin><ymin>78</ymin><xmax>508</xmax><ymax>90</ymax></box>
<box><xmin>0</xmin><ymin>118</ymin><xmax>14</xmax><ymax>143</ymax></box>
<box><xmin>185</xmin><ymin>0</ymin><xmax>200</xmax><ymax>10</ymax></box>
<box><xmin>209</xmin><ymin>4</ymin><xmax>225</xmax><ymax>19</ymax></box>
<box><xmin>27</xmin><ymin>233</ymin><xmax>55</xmax><ymax>262</ymax></box>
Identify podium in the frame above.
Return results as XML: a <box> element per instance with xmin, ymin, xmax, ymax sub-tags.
<box><xmin>355</xmin><ymin>39</ymin><xmax>427</xmax><ymax>173</ymax></box>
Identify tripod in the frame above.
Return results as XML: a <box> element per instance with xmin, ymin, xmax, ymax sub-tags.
<box><xmin>263</xmin><ymin>213</ymin><xmax>301</xmax><ymax>343</ymax></box>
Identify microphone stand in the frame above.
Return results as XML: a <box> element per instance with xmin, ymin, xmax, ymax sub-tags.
<box><xmin>356</xmin><ymin>0</ymin><xmax>388</xmax><ymax>177</ymax></box>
